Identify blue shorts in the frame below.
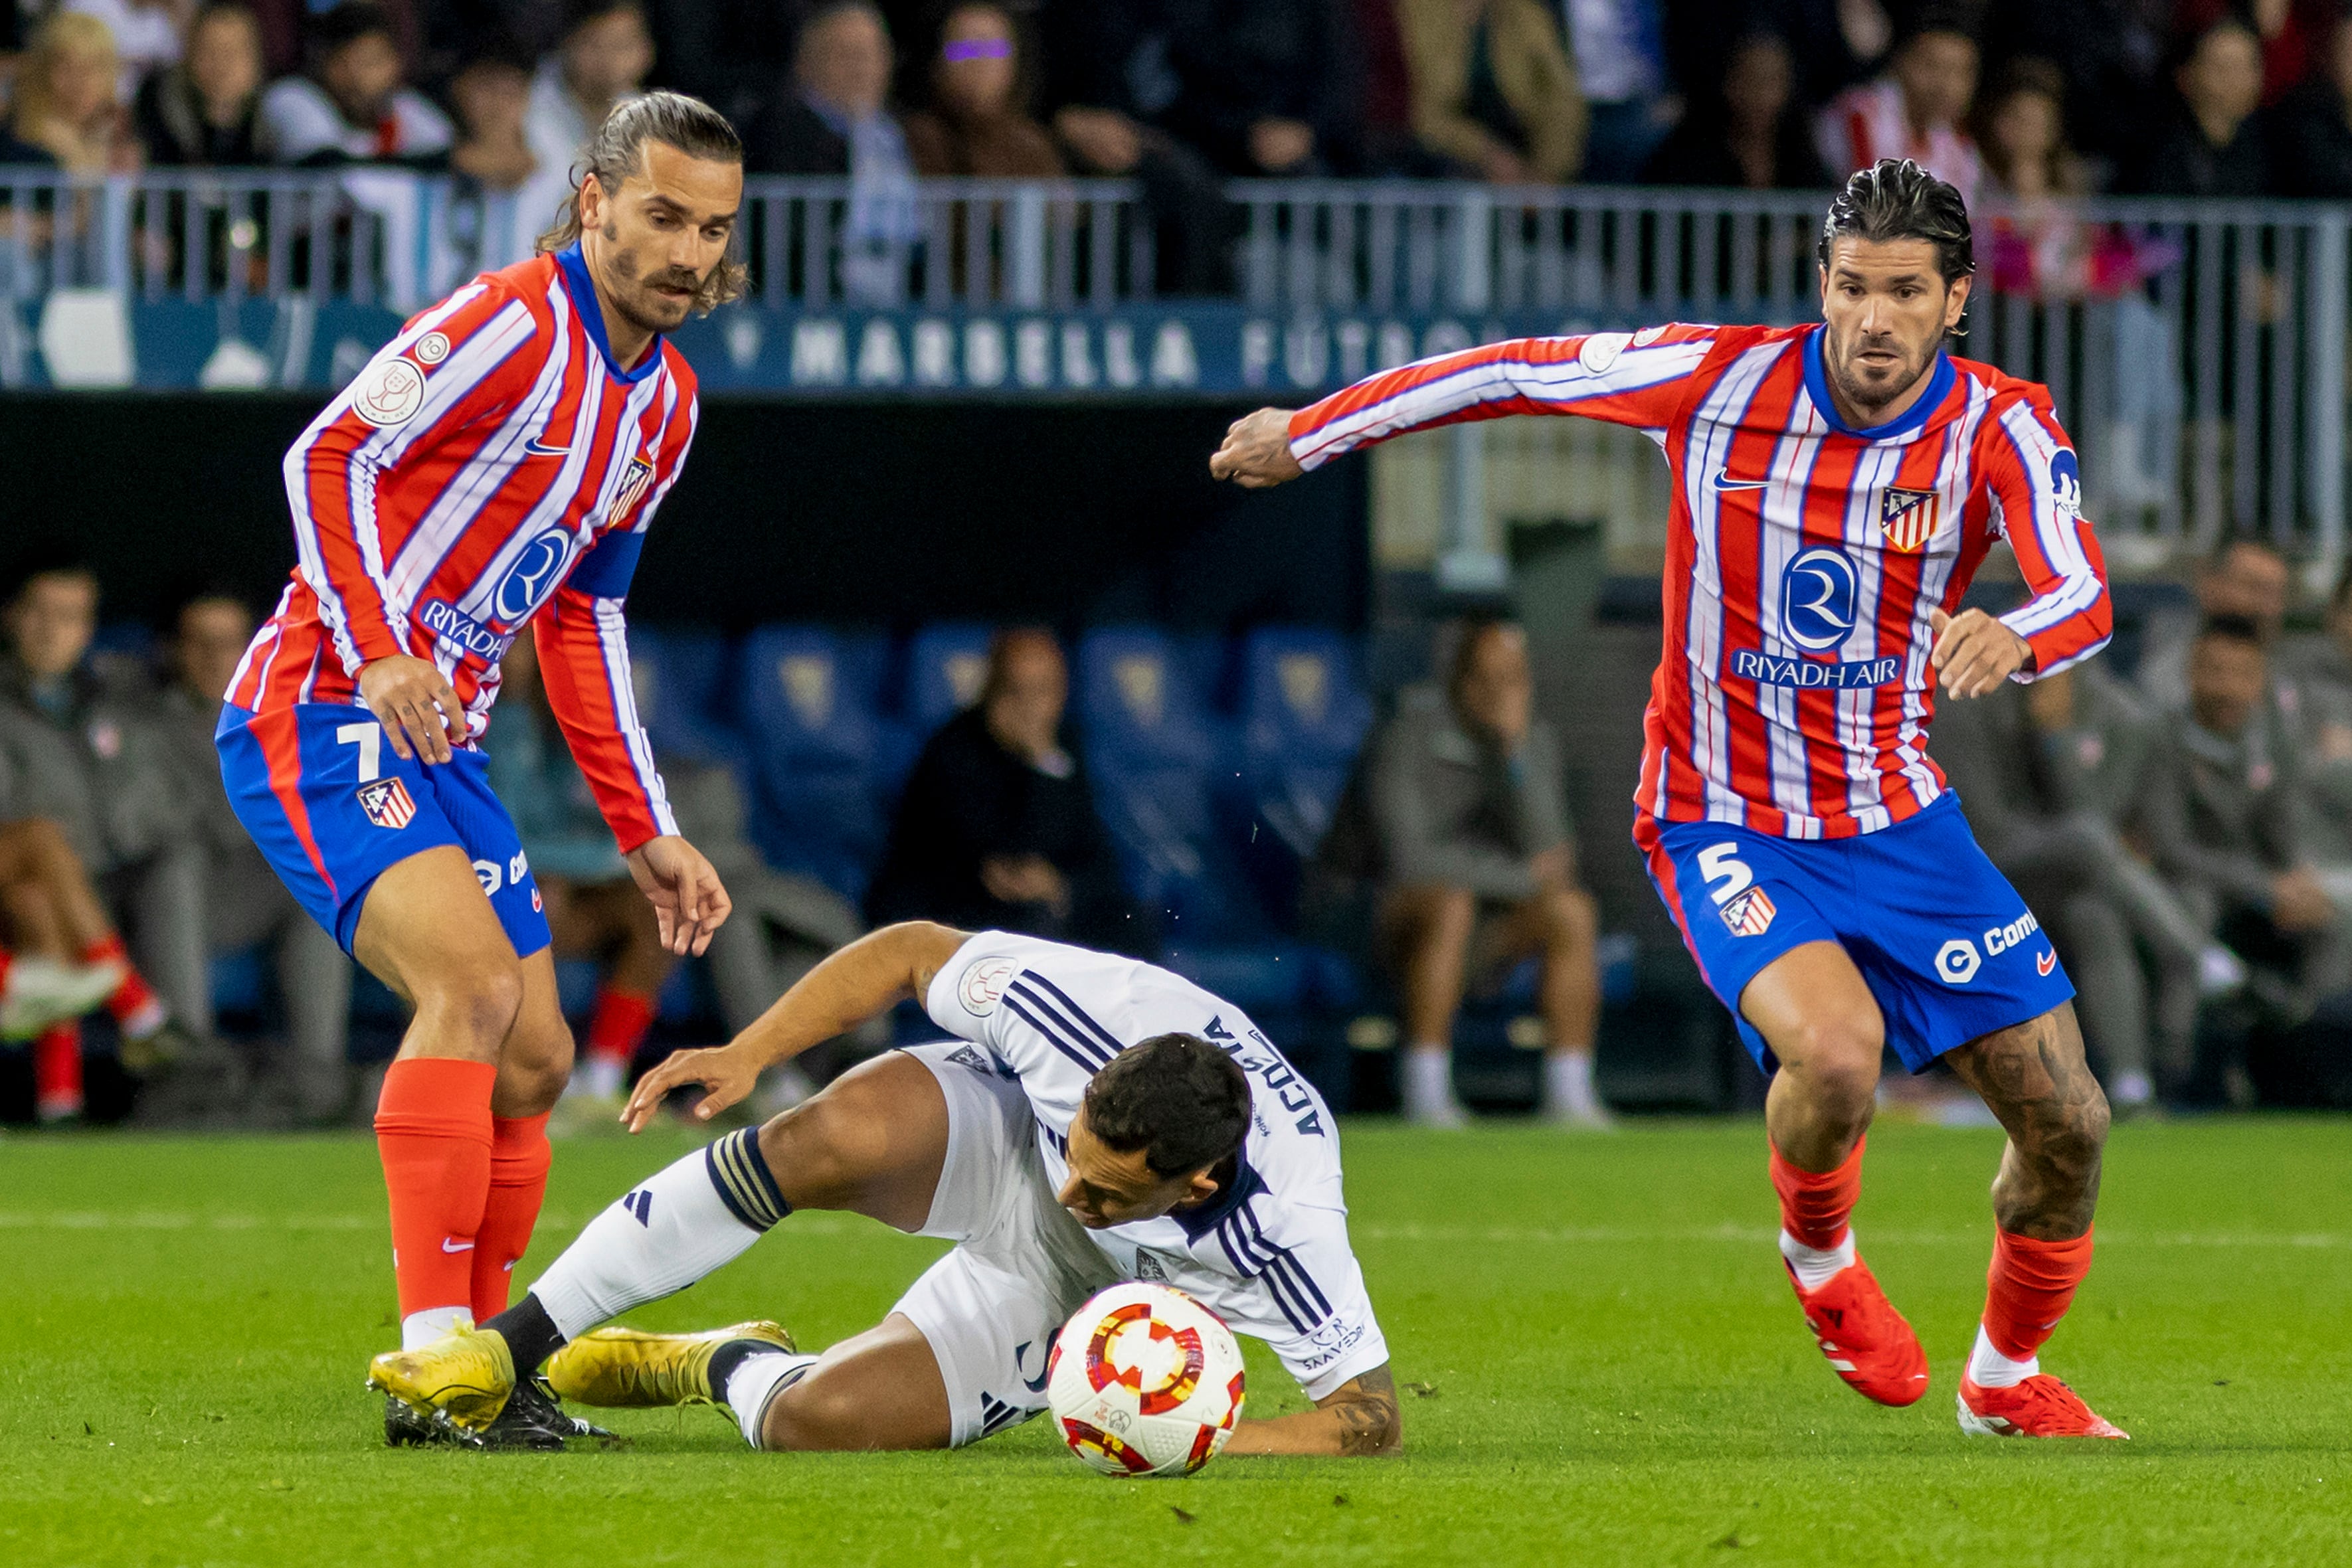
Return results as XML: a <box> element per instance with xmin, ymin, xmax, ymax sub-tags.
<box><xmin>1639</xmin><ymin>794</ymin><xmax>2074</xmax><ymax>1075</ymax></box>
<box><xmin>215</xmin><ymin>702</ymin><xmax>551</xmax><ymax>959</ymax></box>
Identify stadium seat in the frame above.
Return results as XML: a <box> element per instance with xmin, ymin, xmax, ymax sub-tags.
<box><xmin>901</xmin><ymin>622</ymin><xmax>995</xmax><ymax>732</ymax></box>
<box><xmin>733</xmin><ymin>626</ymin><xmax>903</xmax><ymax>901</ymax></box>
<box><xmin>624</xmin><ymin>624</ymin><xmax>746</xmax><ymax>768</ymax></box>
<box><xmin>1074</xmin><ymin>628</ymin><xmax>1225</xmax><ymax>772</ymax></box>
<box><xmin>1236</xmin><ymin>628</ymin><xmax>1373</xmax><ymax>768</ymax></box>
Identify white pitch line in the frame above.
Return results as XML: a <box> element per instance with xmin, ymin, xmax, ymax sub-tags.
<box><xmin>0</xmin><ymin>1212</ymin><xmax>2347</xmax><ymax>1250</ymax></box>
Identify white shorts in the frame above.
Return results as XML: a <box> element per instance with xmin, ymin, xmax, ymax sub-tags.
<box><xmin>891</xmin><ymin>1043</ymin><xmax>1120</xmax><ymax>1448</ymax></box>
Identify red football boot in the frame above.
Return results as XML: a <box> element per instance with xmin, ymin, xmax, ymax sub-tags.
<box><xmin>1957</xmin><ymin>1374</ymin><xmax>2128</xmax><ymax>1438</ymax></box>
<box><xmin>1783</xmin><ymin>1254</ymin><xmax>1930</xmax><ymax>1407</ymax></box>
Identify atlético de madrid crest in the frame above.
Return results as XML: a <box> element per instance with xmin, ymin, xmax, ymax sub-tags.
<box><xmin>1878</xmin><ymin>487</ymin><xmax>1938</xmax><ymax>551</ymax></box>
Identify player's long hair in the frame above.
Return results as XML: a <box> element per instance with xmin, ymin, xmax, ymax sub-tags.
<box><xmin>538</xmin><ymin>91</ymin><xmax>749</xmax><ymax>314</ymax></box>
<box><xmin>1818</xmin><ymin>159</ymin><xmax>1974</xmax><ymax>285</ymax></box>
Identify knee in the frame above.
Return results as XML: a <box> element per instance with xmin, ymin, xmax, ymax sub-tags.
<box><xmin>1396</xmin><ymin>885</ymin><xmax>1477</xmax><ymax>946</ymax></box>
<box><xmin>1540</xmin><ymin>887</ymin><xmax>1598</xmax><ymax>950</ymax></box>
<box><xmin>498</xmin><ymin>1007</ymin><xmax>575</xmax><ymax>1114</ymax></box>
<box><xmin>761</xmin><ymin>1370</ymin><xmax>865</xmax><ymax>1451</ymax></box>
<box><xmin>414</xmin><ymin>959</ymin><xmax>525</xmax><ymax>1055</ymax></box>
<box><xmin>1779</xmin><ymin>1016</ymin><xmax>1883</xmax><ymax>1119</ymax></box>
<box><xmin>757</xmin><ymin>1100</ymin><xmax>862</xmax><ymax>1209</ymax></box>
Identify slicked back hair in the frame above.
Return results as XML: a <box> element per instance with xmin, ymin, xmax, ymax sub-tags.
<box><xmin>537</xmin><ymin>90</ymin><xmax>746</xmax><ymax>313</ymax></box>
<box><xmin>1083</xmin><ymin>1034</ymin><xmax>1251</xmax><ymax>1179</ymax></box>
<box><xmin>1817</xmin><ymin>158</ymin><xmax>1975</xmax><ymax>287</ymax></box>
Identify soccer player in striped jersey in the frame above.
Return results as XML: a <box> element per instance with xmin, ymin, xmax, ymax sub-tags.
<box><xmin>215</xmin><ymin>93</ymin><xmax>743</xmax><ymax>1447</ymax></box>
<box><xmin>367</xmin><ymin>924</ymin><xmax>1400</xmax><ymax>1459</ymax></box>
<box><xmin>1211</xmin><ymin>161</ymin><xmax>2125</xmax><ymax>1439</ymax></box>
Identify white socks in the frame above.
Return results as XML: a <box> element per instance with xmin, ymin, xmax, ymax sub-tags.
<box><xmin>1966</xmin><ymin>1323</ymin><xmax>2039</xmax><ymax>1388</ymax></box>
<box><xmin>1778</xmin><ymin>1227</ymin><xmax>1856</xmax><ymax>1292</ymax></box>
<box><xmin>1403</xmin><ymin>1048</ymin><xmax>1467</xmax><ymax>1126</ymax></box>
<box><xmin>2110</xmin><ymin>1069</ymin><xmax>2153</xmax><ymax>1108</ymax></box>
<box><xmin>573</xmin><ymin>1055</ymin><xmax>627</xmax><ymax>1100</ymax></box>
<box><xmin>530</xmin><ymin>1133</ymin><xmax>776</xmax><ymax>1340</ymax></box>
<box><xmin>402</xmin><ymin>1305</ymin><xmax>470</xmax><ymax>1351</ymax></box>
<box><xmin>723</xmin><ymin>1350</ymin><xmax>818</xmax><ymax>1448</ymax></box>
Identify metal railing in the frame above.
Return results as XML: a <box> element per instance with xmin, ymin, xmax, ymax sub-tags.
<box><xmin>4</xmin><ymin>167</ymin><xmax>2346</xmax><ymax>565</ymax></box>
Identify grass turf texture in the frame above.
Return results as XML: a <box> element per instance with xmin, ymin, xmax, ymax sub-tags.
<box><xmin>4</xmin><ymin>1118</ymin><xmax>2347</xmax><ymax>1567</ymax></box>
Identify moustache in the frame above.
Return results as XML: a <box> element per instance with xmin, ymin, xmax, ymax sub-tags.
<box><xmin>640</xmin><ymin>266</ymin><xmax>703</xmax><ymax>294</ymax></box>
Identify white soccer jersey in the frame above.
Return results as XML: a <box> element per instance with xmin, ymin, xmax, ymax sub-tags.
<box><xmin>921</xmin><ymin>932</ymin><xmax>1390</xmax><ymax>1400</ymax></box>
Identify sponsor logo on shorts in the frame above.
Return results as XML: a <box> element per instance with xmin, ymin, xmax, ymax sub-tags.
<box><xmin>473</xmin><ymin>858</ymin><xmax>503</xmax><ymax>895</ymax></box>
<box><xmin>1935</xmin><ymin>938</ymin><xmax>1981</xmax><ymax>986</ymax></box>
<box><xmin>1880</xmin><ymin>486</ymin><xmax>1940</xmax><ymax>551</ymax></box>
<box><xmin>943</xmin><ymin>1044</ymin><xmax>994</xmax><ymax>1075</ymax></box>
<box><xmin>958</xmin><ymin>956</ymin><xmax>1018</xmax><ymax>1015</ymax></box>
<box><xmin>355</xmin><ymin>776</ymin><xmax>416</xmax><ymax>829</ymax></box>
<box><xmin>418</xmin><ymin>597</ymin><xmax>516</xmax><ymax>661</ymax></box>
<box><xmin>509</xmin><ymin>849</ymin><xmax>529</xmax><ymax>885</ymax></box>
<box><xmin>1720</xmin><ymin>885</ymin><xmax>1777</xmax><ymax>936</ymax></box>
<box><xmin>350</xmin><ymin>354</ymin><xmax>427</xmax><ymax>428</ymax></box>
<box><xmin>2037</xmin><ymin>948</ymin><xmax>2058</xmax><ymax>976</ymax></box>
<box><xmin>1983</xmin><ymin>909</ymin><xmax>2042</xmax><ymax>956</ymax></box>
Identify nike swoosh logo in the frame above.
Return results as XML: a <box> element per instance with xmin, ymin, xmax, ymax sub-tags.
<box><xmin>1712</xmin><ymin>470</ymin><xmax>1769</xmax><ymax>491</ymax></box>
<box><xmin>525</xmin><ymin>438</ymin><xmax>569</xmax><ymax>456</ymax></box>
<box><xmin>2037</xmin><ymin>950</ymin><xmax>2056</xmax><ymax>976</ymax></box>
<box><xmin>440</xmin><ymin>1238</ymin><xmax>476</xmax><ymax>1253</ymax></box>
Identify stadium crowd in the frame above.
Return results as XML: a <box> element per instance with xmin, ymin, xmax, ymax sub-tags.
<box><xmin>5</xmin><ymin>0</ymin><xmax>2352</xmax><ymax>204</ymax></box>
<box><xmin>5</xmin><ymin>545</ymin><xmax>2352</xmax><ymax>1128</ymax></box>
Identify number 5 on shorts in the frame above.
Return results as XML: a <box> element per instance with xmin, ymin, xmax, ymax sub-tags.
<box><xmin>1697</xmin><ymin>843</ymin><xmax>1753</xmax><ymax>908</ymax></box>
<box><xmin>336</xmin><ymin>721</ymin><xmax>383</xmax><ymax>782</ymax></box>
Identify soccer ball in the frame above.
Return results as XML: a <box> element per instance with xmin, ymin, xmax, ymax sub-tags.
<box><xmin>1046</xmin><ymin>1282</ymin><xmax>1246</xmax><ymax>1476</ymax></box>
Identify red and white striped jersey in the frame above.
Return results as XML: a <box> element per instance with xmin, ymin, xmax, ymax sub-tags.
<box><xmin>1288</xmin><ymin>321</ymin><xmax>2112</xmax><ymax>841</ymax></box>
<box><xmin>1814</xmin><ymin>80</ymin><xmax>1981</xmax><ymax>209</ymax></box>
<box><xmin>228</xmin><ymin>244</ymin><xmax>697</xmax><ymax>853</ymax></box>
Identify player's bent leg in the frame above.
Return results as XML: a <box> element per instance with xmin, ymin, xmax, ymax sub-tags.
<box><xmin>754</xmin><ymin>1315</ymin><xmax>953</xmax><ymax>1452</ymax></box>
<box><xmin>492</xmin><ymin>947</ymin><xmax>573</xmax><ymax>1118</ymax></box>
<box><xmin>1940</xmin><ymin>1003</ymin><xmax>2126</xmax><ymax>1438</ymax></box>
<box><xmin>468</xmin><ymin>948</ymin><xmax>569</xmax><ymax>1324</ymax></box>
<box><xmin>753</xmin><ymin>1049</ymin><xmax>952</xmax><ymax>1229</ymax></box>
<box><xmin>1740</xmin><ymin>941</ymin><xmax>1927</xmax><ymax>1407</ymax></box>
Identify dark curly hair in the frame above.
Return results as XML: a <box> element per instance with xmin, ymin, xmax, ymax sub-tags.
<box><xmin>1083</xmin><ymin>1034</ymin><xmax>1252</xmax><ymax>1179</ymax></box>
<box><xmin>1817</xmin><ymin>158</ymin><xmax>1975</xmax><ymax>286</ymax></box>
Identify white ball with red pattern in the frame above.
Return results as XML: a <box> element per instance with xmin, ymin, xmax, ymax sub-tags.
<box><xmin>1046</xmin><ymin>1282</ymin><xmax>1247</xmax><ymax>1476</ymax></box>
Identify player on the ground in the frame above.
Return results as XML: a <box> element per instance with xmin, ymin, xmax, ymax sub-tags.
<box><xmin>214</xmin><ymin>93</ymin><xmax>742</xmax><ymax>1446</ymax></box>
<box><xmin>1209</xmin><ymin>160</ymin><xmax>2124</xmax><ymax>1439</ymax></box>
<box><xmin>368</xmin><ymin>922</ymin><xmax>1402</xmax><ymax>1458</ymax></box>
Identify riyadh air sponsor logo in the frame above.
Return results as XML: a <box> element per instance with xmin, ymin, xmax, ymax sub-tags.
<box><xmin>493</xmin><ymin>529</ymin><xmax>576</xmax><ymax>621</ymax></box>
<box><xmin>1880</xmin><ymin>486</ymin><xmax>1939</xmax><ymax>551</ymax></box>
<box><xmin>356</xmin><ymin>777</ymin><xmax>416</xmax><ymax>829</ymax></box>
<box><xmin>1730</xmin><ymin>650</ymin><xmax>1902</xmax><ymax>689</ymax></box>
<box><xmin>1781</xmin><ymin>547</ymin><xmax>1858</xmax><ymax>652</ymax></box>
<box><xmin>1720</xmin><ymin>885</ymin><xmax>1777</xmax><ymax>936</ymax></box>
<box><xmin>418</xmin><ymin>597</ymin><xmax>517</xmax><ymax>661</ymax></box>
<box><xmin>1935</xmin><ymin>938</ymin><xmax>1981</xmax><ymax>985</ymax></box>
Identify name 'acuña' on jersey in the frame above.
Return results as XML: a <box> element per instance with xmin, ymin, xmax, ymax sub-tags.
<box><xmin>1286</xmin><ymin>321</ymin><xmax>2112</xmax><ymax>843</ymax></box>
<box><xmin>923</xmin><ymin>932</ymin><xmax>1390</xmax><ymax>1401</ymax></box>
<box><xmin>225</xmin><ymin>243</ymin><xmax>696</xmax><ymax>853</ymax></box>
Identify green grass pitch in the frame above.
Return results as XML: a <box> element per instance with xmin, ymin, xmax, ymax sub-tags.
<box><xmin>5</xmin><ymin>1116</ymin><xmax>2348</xmax><ymax>1567</ymax></box>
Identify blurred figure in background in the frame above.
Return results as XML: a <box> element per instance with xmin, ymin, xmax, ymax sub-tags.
<box><xmin>9</xmin><ymin>10</ymin><xmax>141</xmax><ymax>173</ymax></box>
<box><xmin>0</xmin><ymin>815</ymin><xmax>155</xmax><ymax>1119</ymax></box>
<box><xmin>902</xmin><ymin>0</ymin><xmax>1063</xmax><ymax>175</ymax></box>
<box><xmin>2132</xmin><ymin>12</ymin><xmax>2270</xmax><ymax>196</ymax></box>
<box><xmin>1396</xmin><ymin>0</ymin><xmax>1587</xmax><ymax>184</ymax></box>
<box><xmin>258</xmin><ymin>1</ymin><xmax>451</xmax><ymax>165</ymax></box>
<box><xmin>519</xmin><ymin>1</ymin><xmax>652</xmax><ymax>223</ymax></box>
<box><xmin>2268</xmin><ymin>9</ymin><xmax>2352</xmax><ymax>197</ymax></box>
<box><xmin>1558</xmin><ymin>0</ymin><xmax>1672</xmax><ymax>182</ymax></box>
<box><xmin>0</xmin><ymin>565</ymin><xmax>225</xmax><ymax>1121</ymax></box>
<box><xmin>1148</xmin><ymin>0</ymin><xmax>1362</xmax><ymax>178</ymax></box>
<box><xmin>1814</xmin><ymin>14</ymin><xmax>1980</xmax><ymax>203</ymax></box>
<box><xmin>1319</xmin><ymin>619</ymin><xmax>1606</xmax><ymax>1129</ymax></box>
<box><xmin>745</xmin><ymin>1</ymin><xmax>905</xmax><ymax>176</ymax></box>
<box><xmin>2135</xmin><ymin>537</ymin><xmax>2292</xmax><ymax>713</ymax></box>
<box><xmin>2283</xmin><ymin>565</ymin><xmax>2352</xmax><ymax>907</ymax></box>
<box><xmin>446</xmin><ymin>39</ymin><xmax>539</xmax><ymax>194</ymax></box>
<box><xmin>133</xmin><ymin>2</ymin><xmax>264</xmax><ymax>166</ymax></box>
<box><xmin>62</xmin><ymin>0</ymin><xmax>185</xmax><ymax>102</ymax></box>
<box><xmin>153</xmin><ymin>591</ymin><xmax>352</xmax><ymax>1122</ymax></box>
<box><xmin>1643</xmin><ymin>31</ymin><xmax>1829</xmax><ymax>189</ymax></box>
<box><xmin>867</xmin><ymin>628</ymin><xmax>1140</xmax><ymax>952</ymax></box>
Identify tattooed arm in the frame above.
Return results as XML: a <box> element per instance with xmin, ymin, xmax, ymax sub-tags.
<box><xmin>1222</xmin><ymin>1366</ymin><xmax>1402</xmax><ymax>1458</ymax></box>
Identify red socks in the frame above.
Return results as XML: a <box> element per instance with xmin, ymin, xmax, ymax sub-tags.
<box><xmin>584</xmin><ymin>986</ymin><xmax>656</xmax><ymax>1067</ymax></box>
<box><xmin>1769</xmin><ymin>1135</ymin><xmax>1865</xmax><ymax>1250</ymax></box>
<box><xmin>373</xmin><ymin>1058</ymin><xmax>497</xmax><ymax>1332</ymax></box>
<box><xmin>34</xmin><ymin>1022</ymin><xmax>82</xmax><ymax>1122</ymax></box>
<box><xmin>81</xmin><ymin>934</ymin><xmax>165</xmax><ymax>1040</ymax></box>
<box><xmin>472</xmin><ymin>1112</ymin><xmax>553</xmax><ymax>1322</ymax></box>
<box><xmin>1982</xmin><ymin>1227</ymin><xmax>2095</xmax><ymax>1361</ymax></box>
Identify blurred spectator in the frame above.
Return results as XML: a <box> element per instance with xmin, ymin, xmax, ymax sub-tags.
<box><xmin>1973</xmin><ymin>57</ymin><xmax>2173</xmax><ymax>298</ymax></box>
<box><xmin>1396</xmin><ymin>0</ymin><xmax>1587</xmax><ymax>184</ymax></box>
<box><xmin>2268</xmin><ymin>9</ymin><xmax>2352</xmax><ymax>196</ymax></box>
<box><xmin>2132</xmin><ymin>11</ymin><xmax>2270</xmax><ymax>195</ymax></box>
<box><xmin>1979</xmin><ymin>0</ymin><xmax>2169</xmax><ymax>183</ymax></box>
<box><xmin>902</xmin><ymin>0</ymin><xmax>1063</xmax><ymax>175</ymax></box>
<box><xmin>447</xmin><ymin>40</ymin><xmax>539</xmax><ymax>193</ymax></box>
<box><xmin>2286</xmin><ymin>563</ymin><xmax>2352</xmax><ymax>900</ymax></box>
<box><xmin>1643</xmin><ymin>31</ymin><xmax>1829</xmax><ymax>188</ymax></box>
<box><xmin>256</xmin><ymin>1</ymin><xmax>452</xmax><ymax>165</ymax></box>
<box><xmin>245</xmin><ymin>0</ymin><xmax>418</xmax><ymax>79</ymax></box>
<box><xmin>1352</xmin><ymin>0</ymin><xmax>1455</xmax><ymax>173</ymax></box>
<box><xmin>64</xmin><ymin>0</ymin><xmax>186</xmax><ymax>102</ymax></box>
<box><xmin>134</xmin><ymin>2</ymin><xmax>263</xmax><ymax>166</ymax></box>
<box><xmin>488</xmin><ymin>633</ymin><xmax>678</xmax><ymax>1109</ymax></box>
<box><xmin>1558</xmin><ymin>0</ymin><xmax>1672</xmax><ymax>182</ymax></box>
<box><xmin>642</xmin><ymin>0</ymin><xmax>800</xmax><ymax>128</ymax></box>
<box><xmin>152</xmin><ymin>592</ymin><xmax>351</xmax><ymax>1122</ymax></box>
<box><xmin>0</xmin><ymin>818</ymin><xmax>146</xmax><ymax>1120</ymax></box>
<box><xmin>1314</xmin><ymin>620</ymin><xmax>1607</xmax><ymax>1129</ymax></box>
<box><xmin>9</xmin><ymin>11</ymin><xmax>141</xmax><ymax>173</ymax></box>
<box><xmin>2173</xmin><ymin>0</ymin><xmax>2334</xmax><ymax>106</ymax></box>
<box><xmin>1935</xmin><ymin>660</ymin><xmax>2239</xmax><ymax>1112</ymax></box>
<box><xmin>1977</xmin><ymin>55</ymin><xmax>2089</xmax><ymax>197</ymax></box>
<box><xmin>1150</xmin><ymin>0</ymin><xmax>1363</xmax><ymax>178</ymax></box>
<box><xmin>2145</xmin><ymin>614</ymin><xmax>2351</xmax><ymax>1095</ymax></box>
<box><xmin>0</xmin><ymin>565</ymin><xmax>225</xmax><ymax>1116</ymax></box>
<box><xmin>521</xmin><ymin>1</ymin><xmax>652</xmax><ymax>209</ymax></box>
<box><xmin>2137</xmin><ymin>536</ymin><xmax>2292</xmax><ymax>712</ymax></box>
<box><xmin>1815</xmin><ymin>14</ymin><xmax>1981</xmax><ymax>203</ymax></box>
<box><xmin>866</xmin><ymin>628</ymin><xmax>1142</xmax><ymax>952</ymax></box>
<box><xmin>1737</xmin><ymin>0</ymin><xmax>1890</xmax><ymax>108</ymax></box>
<box><xmin>745</xmin><ymin>1</ymin><xmax>903</xmax><ymax>175</ymax></box>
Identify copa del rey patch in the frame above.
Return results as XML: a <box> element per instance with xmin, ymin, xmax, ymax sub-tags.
<box><xmin>1719</xmin><ymin>886</ymin><xmax>1777</xmax><ymax>937</ymax></box>
<box><xmin>1878</xmin><ymin>487</ymin><xmax>1938</xmax><ymax>551</ymax></box>
<box><xmin>356</xmin><ymin>777</ymin><xmax>417</xmax><ymax>829</ymax></box>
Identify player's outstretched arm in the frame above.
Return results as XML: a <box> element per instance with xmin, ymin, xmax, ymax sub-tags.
<box><xmin>622</xmin><ymin>920</ymin><xmax>972</xmax><ymax>1130</ymax></box>
<box><xmin>1220</xmin><ymin>1365</ymin><xmax>1402</xmax><ymax>1458</ymax></box>
<box><xmin>1209</xmin><ymin>408</ymin><xmax>1305</xmax><ymax>488</ymax></box>
<box><xmin>625</xmin><ymin>834</ymin><xmax>733</xmax><ymax>957</ymax></box>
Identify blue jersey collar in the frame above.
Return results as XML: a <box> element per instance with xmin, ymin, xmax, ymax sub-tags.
<box><xmin>1801</xmin><ymin>323</ymin><xmax>1953</xmax><ymax>440</ymax></box>
<box><xmin>555</xmin><ymin>242</ymin><xmax>664</xmax><ymax>385</ymax></box>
